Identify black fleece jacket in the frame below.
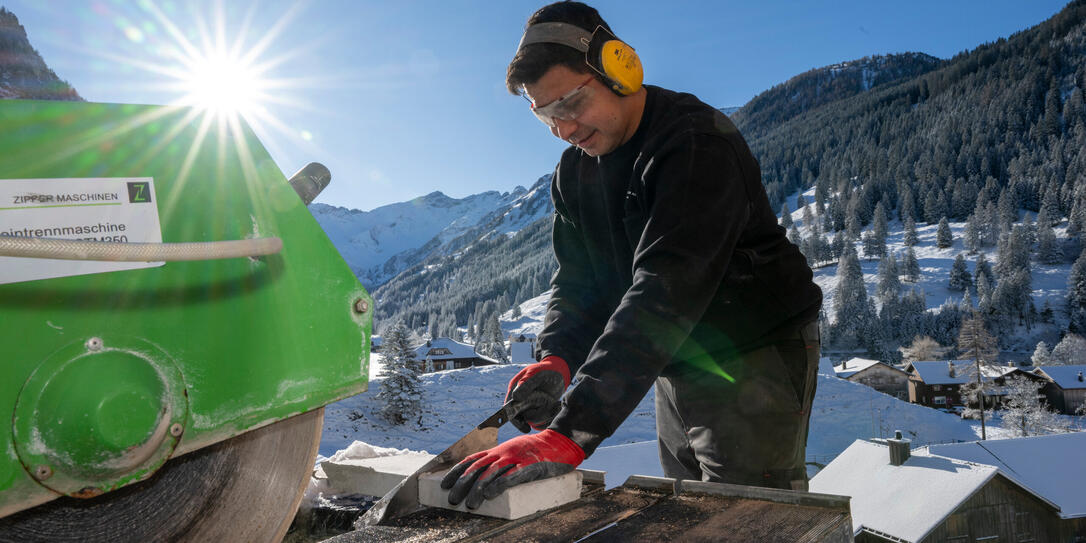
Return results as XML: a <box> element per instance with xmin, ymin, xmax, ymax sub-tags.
<box><xmin>538</xmin><ymin>85</ymin><xmax>822</xmax><ymax>456</ymax></box>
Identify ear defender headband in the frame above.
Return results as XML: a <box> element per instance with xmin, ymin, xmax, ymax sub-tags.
<box><xmin>517</xmin><ymin>22</ymin><xmax>643</xmax><ymax>96</ymax></box>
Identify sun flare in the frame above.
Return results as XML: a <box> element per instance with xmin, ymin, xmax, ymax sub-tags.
<box><xmin>181</xmin><ymin>51</ymin><xmax>266</xmax><ymax>117</ymax></box>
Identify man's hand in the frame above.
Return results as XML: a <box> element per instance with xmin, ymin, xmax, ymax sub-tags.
<box><xmin>440</xmin><ymin>429</ymin><xmax>585</xmax><ymax>509</ymax></box>
<box><xmin>505</xmin><ymin>356</ymin><xmax>571</xmax><ymax>433</ymax></box>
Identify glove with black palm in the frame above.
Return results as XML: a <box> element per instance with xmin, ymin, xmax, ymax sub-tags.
<box><xmin>504</xmin><ymin>355</ymin><xmax>571</xmax><ymax>433</ymax></box>
<box><xmin>440</xmin><ymin>429</ymin><xmax>585</xmax><ymax>509</ymax></box>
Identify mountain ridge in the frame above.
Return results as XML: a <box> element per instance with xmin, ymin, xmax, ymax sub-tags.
<box><xmin>0</xmin><ymin>7</ymin><xmax>81</xmax><ymax>101</ymax></box>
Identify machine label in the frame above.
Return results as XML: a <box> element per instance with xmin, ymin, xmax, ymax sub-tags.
<box><xmin>0</xmin><ymin>177</ymin><xmax>164</xmax><ymax>285</ymax></box>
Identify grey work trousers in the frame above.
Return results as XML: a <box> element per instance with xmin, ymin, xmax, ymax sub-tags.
<box><xmin>655</xmin><ymin>321</ymin><xmax>820</xmax><ymax>491</ymax></box>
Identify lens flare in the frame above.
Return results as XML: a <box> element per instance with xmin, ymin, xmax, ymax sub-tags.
<box><xmin>180</xmin><ymin>50</ymin><xmax>266</xmax><ymax>117</ymax></box>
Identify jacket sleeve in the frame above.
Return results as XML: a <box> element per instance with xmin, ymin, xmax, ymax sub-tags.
<box><xmin>549</xmin><ymin>133</ymin><xmax>753</xmax><ymax>456</ymax></box>
<box><xmin>535</xmin><ymin>168</ymin><xmax>609</xmax><ymax>372</ymax></box>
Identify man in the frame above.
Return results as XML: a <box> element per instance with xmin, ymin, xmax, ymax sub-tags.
<box><xmin>442</xmin><ymin>2</ymin><xmax>822</xmax><ymax>509</ymax></box>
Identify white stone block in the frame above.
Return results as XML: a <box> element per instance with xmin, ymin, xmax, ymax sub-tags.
<box><xmin>418</xmin><ymin>469</ymin><xmax>582</xmax><ymax>520</ymax></box>
<box><xmin>320</xmin><ymin>452</ymin><xmax>434</xmax><ymax>497</ymax></box>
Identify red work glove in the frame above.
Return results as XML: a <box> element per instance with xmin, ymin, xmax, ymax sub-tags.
<box><xmin>440</xmin><ymin>429</ymin><xmax>585</xmax><ymax>509</ymax></box>
<box><xmin>505</xmin><ymin>356</ymin><xmax>571</xmax><ymax>433</ymax></box>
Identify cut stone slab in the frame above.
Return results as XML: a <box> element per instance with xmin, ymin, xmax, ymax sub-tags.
<box><xmin>418</xmin><ymin>469</ymin><xmax>582</xmax><ymax>520</ymax></box>
<box><xmin>320</xmin><ymin>452</ymin><xmax>435</xmax><ymax>497</ymax></box>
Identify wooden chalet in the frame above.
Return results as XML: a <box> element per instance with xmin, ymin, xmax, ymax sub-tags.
<box><xmin>905</xmin><ymin>361</ymin><xmax>1043</xmax><ymax>409</ymax></box>
<box><xmin>834</xmin><ymin>358</ymin><xmax>910</xmax><ymax>400</ymax></box>
<box><xmin>811</xmin><ymin>432</ymin><xmax>1085</xmax><ymax>542</ymax></box>
<box><xmin>904</xmin><ymin>360</ymin><xmax>972</xmax><ymax>408</ymax></box>
<box><xmin>413</xmin><ymin>337</ymin><xmax>497</xmax><ymax>373</ymax></box>
<box><xmin>1033</xmin><ymin>364</ymin><xmax>1086</xmax><ymax>415</ymax></box>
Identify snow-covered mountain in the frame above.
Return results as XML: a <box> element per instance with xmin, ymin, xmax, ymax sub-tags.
<box><xmin>309</xmin><ymin>175</ymin><xmax>552</xmax><ymax>289</ymax></box>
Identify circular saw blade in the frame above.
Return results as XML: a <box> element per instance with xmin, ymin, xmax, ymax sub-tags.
<box><xmin>0</xmin><ymin>408</ymin><xmax>323</xmax><ymax>543</ymax></box>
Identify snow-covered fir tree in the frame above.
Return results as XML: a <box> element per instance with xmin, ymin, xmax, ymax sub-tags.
<box><xmin>802</xmin><ymin>203</ymin><xmax>815</xmax><ymax>231</ymax></box>
<box><xmin>831</xmin><ymin>230</ymin><xmax>845</xmax><ymax>260</ymax></box>
<box><xmin>832</xmin><ymin>245</ymin><xmax>869</xmax><ymax>347</ymax></box>
<box><xmin>903</xmin><ymin>215</ymin><xmax>918</xmax><ymax>247</ymax></box>
<box><xmin>976</xmin><ymin>270</ymin><xmax>994</xmax><ymax>315</ymax></box>
<box><xmin>876</xmin><ymin>252</ymin><xmax>901</xmax><ymax>303</ymax></box>
<box><xmin>963</xmin><ymin>214</ymin><xmax>981</xmax><ymax>253</ymax></box>
<box><xmin>1039</xmin><ymin>186</ymin><xmax>1061</xmax><ymax>227</ymax></box>
<box><xmin>871</xmin><ymin>202</ymin><xmax>888</xmax><ymax>255</ymax></box>
<box><xmin>936</xmin><ymin>217</ymin><xmax>953</xmax><ymax>248</ymax></box>
<box><xmin>787</xmin><ymin>223</ymin><xmax>801</xmax><ymax>245</ymax></box>
<box><xmin>376</xmin><ymin>321</ymin><xmax>423</xmax><ymax>426</ymax></box>
<box><xmin>974</xmin><ymin>253</ymin><xmax>994</xmax><ymax>285</ymax></box>
<box><xmin>996</xmin><ymin>225</ymin><xmax>1032</xmax><ymax>282</ymax></box>
<box><xmin>780</xmin><ymin>203</ymin><xmax>793</xmax><ymax>228</ymax></box>
<box><xmin>991</xmin><ymin>269</ymin><xmax>1033</xmax><ymax>333</ymax></box>
<box><xmin>1022</xmin><ymin>212</ymin><xmax>1037</xmax><ymax>246</ymax></box>
<box><xmin>476</xmin><ymin>314</ymin><xmax>509</xmax><ymax>363</ymax></box>
<box><xmin>903</xmin><ymin>247</ymin><xmax>920</xmax><ymax>283</ymax></box>
<box><xmin>1036</xmin><ymin>219</ymin><xmax>1062</xmax><ymax>264</ymax></box>
<box><xmin>1068</xmin><ymin>249</ymin><xmax>1086</xmax><ymax>333</ymax></box>
<box><xmin>949</xmin><ymin>253</ymin><xmax>972</xmax><ymax>291</ymax></box>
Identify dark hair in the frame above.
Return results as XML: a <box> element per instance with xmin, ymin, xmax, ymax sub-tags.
<box><xmin>505</xmin><ymin>2</ymin><xmax>614</xmax><ymax>95</ymax></box>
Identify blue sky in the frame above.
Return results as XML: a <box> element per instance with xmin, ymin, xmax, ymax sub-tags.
<box><xmin>4</xmin><ymin>0</ymin><xmax>1071</xmax><ymax>211</ymax></box>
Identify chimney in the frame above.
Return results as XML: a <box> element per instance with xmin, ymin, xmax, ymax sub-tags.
<box><xmin>1078</xmin><ymin>371</ymin><xmax>1083</xmax><ymax>382</ymax></box>
<box><xmin>947</xmin><ymin>362</ymin><xmax>955</xmax><ymax>378</ymax></box>
<box><xmin>842</xmin><ymin>359</ymin><xmax>848</xmax><ymax>369</ymax></box>
<box><xmin>887</xmin><ymin>430</ymin><xmax>911</xmax><ymax>466</ymax></box>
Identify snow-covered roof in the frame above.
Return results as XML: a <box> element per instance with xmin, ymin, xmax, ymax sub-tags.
<box><xmin>1033</xmin><ymin>365</ymin><xmax>1086</xmax><ymax>390</ymax></box>
<box><xmin>833</xmin><ymin>357</ymin><xmax>882</xmax><ymax>378</ymax></box>
<box><xmin>906</xmin><ymin>360</ymin><xmax>974</xmax><ymax>385</ymax></box>
<box><xmin>927</xmin><ymin>432</ymin><xmax>1086</xmax><ymax>519</ymax></box>
<box><xmin>510</xmin><ymin>342</ymin><xmax>536</xmax><ymax>364</ymax></box>
<box><xmin>810</xmin><ymin>439</ymin><xmax>1052</xmax><ymax>542</ymax></box>
<box><xmin>906</xmin><ymin>361</ymin><xmax>1019</xmax><ymax>385</ymax></box>
<box><xmin>414</xmin><ymin>337</ymin><xmax>479</xmax><ymax>360</ymax></box>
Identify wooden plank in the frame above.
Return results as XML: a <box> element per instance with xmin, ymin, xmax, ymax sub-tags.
<box><xmin>576</xmin><ymin>493</ymin><xmax>848</xmax><ymax>543</ymax></box>
<box><xmin>463</xmin><ymin>486</ymin><xmax>668</xmax><ymax>543</ymax></box>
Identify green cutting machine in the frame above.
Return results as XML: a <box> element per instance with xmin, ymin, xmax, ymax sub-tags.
<box><xmin>0</xmin><ymin>99</ymin><xmax>371</xmax><ymax>541</ymax></box>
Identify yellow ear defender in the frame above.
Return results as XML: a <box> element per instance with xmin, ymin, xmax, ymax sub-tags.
<box><xmin>517</xmin><ymin>22</ymin><xmax>643</xmax><ymax>96</ymax></box>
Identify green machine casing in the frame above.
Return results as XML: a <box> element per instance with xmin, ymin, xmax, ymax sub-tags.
<box><xmin>0</xmin><ymin>100</ymin><xmax>371</xmax><ymax>517</ymax></box>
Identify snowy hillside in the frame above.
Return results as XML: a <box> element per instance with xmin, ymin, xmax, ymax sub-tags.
<box><xmin>309</xmin><ymin>174</ymin><xmax>551</xmax><ymax>289</ymax></box>
<box><xmin>785</xmin><ymin>185</ymin><xmax>1073</xmax><ymax>359</ymax></box>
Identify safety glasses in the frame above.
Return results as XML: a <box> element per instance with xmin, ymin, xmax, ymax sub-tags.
<box><xmin>526</xmin><ymin>79</ymin><xmax>596</xmax><ymax>128</ymax></box>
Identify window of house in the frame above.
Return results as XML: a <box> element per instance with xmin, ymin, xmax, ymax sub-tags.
<box><xmin>946</xmin><ymin>513</ymin><xmax>968</xmax><ymax>543</ymax></box>
<box><xmin>934</xmin><ymin>396</ymin><xmax>946</xmax><ymax>405</ymax></box>
<box><xmin>427</xmin><ymin>348</ymin><xmax>452</xmax><ymax>356</ymax></box>
<box><xmin>433</xmin><ymin>361</ymin><xmax>446</xmax><ymax>371</ymax></box>
<box><xmin>1015</xmin><ymin>511</ymin><xmax>1034</xmax><ymax>542</ymax></box>
<box><xmin>934</xmin><ymin>385</ymin><xmax>942</xmax><ymax>391</ymax></box>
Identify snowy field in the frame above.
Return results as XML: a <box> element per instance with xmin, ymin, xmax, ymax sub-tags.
<box><xmin>322</xmin><ymin>356</ymin><xmax>987</xmax><ymax>462</ymax></box>
<box><xmin>315</xmin><ymin>357</ymin><xmax>1083</xmax><ymax>502</ymax></box>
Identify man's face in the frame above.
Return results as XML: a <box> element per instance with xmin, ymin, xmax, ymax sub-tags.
<box><xmin>523</xmin><ymin>64</ymin><xmax>637</xmax><ymax>157</ymax></box>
